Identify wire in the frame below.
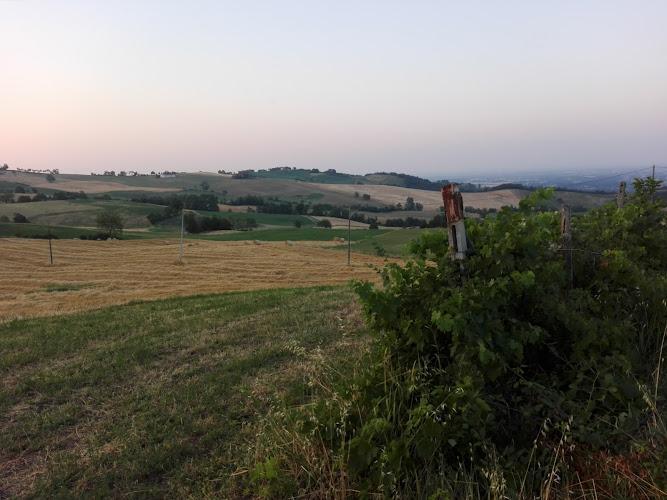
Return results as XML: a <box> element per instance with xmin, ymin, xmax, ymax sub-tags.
<box><xmin>565</xmin><ymin>167</ymin><xmax>656</xmax><ymax>187</ymax></box>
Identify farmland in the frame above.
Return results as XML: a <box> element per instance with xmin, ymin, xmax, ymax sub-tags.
<box><xmin>0</xmin><ymin>238</ymin><xmax>392</xmax><ymax>321</ymax></box>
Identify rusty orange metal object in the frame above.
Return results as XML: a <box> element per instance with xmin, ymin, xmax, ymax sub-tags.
<box><xmin>441</xmin><ymin>183</ymin><xmax>464</xmax><ymax>224</ymax></box>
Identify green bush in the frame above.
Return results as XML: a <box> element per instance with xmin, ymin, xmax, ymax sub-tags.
<box><xmin>270</xmin><ymin>179</ymin><xmax>667</xmax><ymax>497</ymax></box>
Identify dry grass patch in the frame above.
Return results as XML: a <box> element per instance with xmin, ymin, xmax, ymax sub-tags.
<box><xmin>0</xmin><ymin>238</ymin><xmax>393</xmax><ymax>321</ymax></box>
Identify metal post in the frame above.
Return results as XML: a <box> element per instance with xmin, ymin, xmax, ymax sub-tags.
<box><xmin>179</xmin><ymin>209</ymin><xmax>185</xmax><ymax>262</ymax></box>
<box><xmin>347</xmin><ymin>207</ymin><xmax>351</xmax><ymax>266</ymax></box>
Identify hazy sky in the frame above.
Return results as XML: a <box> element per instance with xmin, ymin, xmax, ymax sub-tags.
<box><xmin>2</xmin><ymin>1</ymin><xmax>666</xmax><ymax>176</ymax></box>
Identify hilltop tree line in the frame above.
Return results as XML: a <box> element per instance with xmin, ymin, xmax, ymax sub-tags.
<box><xmin>0</xmin><ymin>186</ymin><xmax>88</xmax><ymax>204</ymax></box>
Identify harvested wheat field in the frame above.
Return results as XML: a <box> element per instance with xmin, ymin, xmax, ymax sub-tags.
<box><xmin>0</xmin><ymin>238</ymin><xmax>392</xmax><ymax>321</ymax></box>
<box><xmin>312</xmin><ymin>182</ymin><xmax>525</xmax><ymax>211</ymax></box>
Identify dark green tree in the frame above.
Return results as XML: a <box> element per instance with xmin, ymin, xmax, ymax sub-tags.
<box><xmin>96</xmin><ymin>209</ymin><xmax>124</xmax><ymax>238</ymax></box>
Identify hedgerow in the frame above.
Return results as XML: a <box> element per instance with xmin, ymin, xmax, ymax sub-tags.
<box><xmin>251</xmin><ymin>177</ymin><xmax>666</xmax><ymax>498</ymax></box>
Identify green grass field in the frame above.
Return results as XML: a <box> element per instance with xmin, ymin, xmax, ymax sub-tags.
<box><xmin>195</xmin><ymin>209</ymin><xmax>315</xmax><ymax>227</ymax></box>
<box><xmin>0</xmin><ymin>286</ymin><xmax>368</xmax><ymax>497</ymax></box>
<box><xmin>194</xmin><ymin>227</ymin><xmax>388</xmax><ymax>242</ymax></box>
<box><xmin>344</xmin><ymin>228</ymin><xmax>431</xmax><ymax>256</ymax></box>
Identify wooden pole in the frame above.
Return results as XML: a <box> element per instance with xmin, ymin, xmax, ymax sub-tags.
<box><xmin>441</xmin><ymin>184</ymin><xmax>468</xmax><ymax>260</ymax></box>
<box><xmin>617</xmin><ymin>181</ymin><xmax>626</xmax><ymax>208</ymax></box>
<box><xmin>48</xmin><ymin>225</ymin><xmax>53</xmax><ymax>265</ymax></box>
<box><xmin>652</xmin><ymin>165</ymin><xmax>656</xmax><ymax>203</ymax></box>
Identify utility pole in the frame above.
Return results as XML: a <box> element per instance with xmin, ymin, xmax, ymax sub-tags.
<box><xmin>48</xmin><ymin>225</ymin><xmax>53</xmax><ymax>265</ymax></box>
<box><xmin>347</xmin><ymin>206</ymin><xmax>351</xmax><ymax>266</ymax></box>
<box><xmin>652</xmin><ymin>165</ymin><xmax>656</xmax><ymax>203</ymax></box>
<box><xmin>179</xmin><ymin>209</ymin><xmax>185</xmax><ymax>262</ymax></box>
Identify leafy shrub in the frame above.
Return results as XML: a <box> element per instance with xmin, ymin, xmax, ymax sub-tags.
<box><xmin>13</xmin><ymin>213</ymin><xmax>28</xmax><ymax>223</ymax></box>
<box><xmin>317</xmin><ymin>219</ymin><xmax>332</xmax><ymax>229</ymax></box>
<box><xmin>264</xmin><ymin>179</ymin><xmax>667</xmax><ymax>497</ymax></box>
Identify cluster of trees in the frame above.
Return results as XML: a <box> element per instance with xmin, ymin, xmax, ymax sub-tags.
<box><xmin>183</xmin><ymin>213</ymin><xmax>257</xmax><ymax>233</ymax></box>
<box><xmin>0</xmin><ymin>213</ymin><xmax>29</xmax><ymax>223</ymax></box>
<box><xmin>133</xmin><ymin>194</ymin><xmax>220</xmax><ymax>225</ymax></box>
<box><xmin>226</xmin><ymin>195</ymin><xmax>423</xmax><ymax>219</ymax></box>
<box><xmin>96</xmin><ymin>209</ymin><xmax>124</xmax><ymax>238</ymax></box>
<box><xmin>0</xmin><ymin>187</ymin><xmax>88</xmax><ymax>204</ymax></box>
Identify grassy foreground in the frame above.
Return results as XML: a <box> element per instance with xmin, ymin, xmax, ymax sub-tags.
<box><xmin>0</xmin><ymin>286</ymin><xmax>368</xmax><ymax>497</ymax></box>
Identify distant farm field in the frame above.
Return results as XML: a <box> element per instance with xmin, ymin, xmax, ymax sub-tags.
<box><xmin>0</xmin><ymin>238</ymin><xmax>390</xmax><ymax>321</ymax></box>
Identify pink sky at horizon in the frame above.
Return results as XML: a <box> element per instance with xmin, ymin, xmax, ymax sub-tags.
<box><xmin>2</xmin><ymin>1</ymin><xmax>666</xmax><ymax>177</ymax></box>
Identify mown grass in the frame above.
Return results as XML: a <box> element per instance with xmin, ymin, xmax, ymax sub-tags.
<box><xmin>0</xmin><ymin>286</ymin><xmax>368</xmax><ymax>498</ymax></box>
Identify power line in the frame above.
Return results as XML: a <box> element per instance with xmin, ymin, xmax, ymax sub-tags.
<box><xmin>565</xmin><ymin>167</ymin><xmax>655</xmax><ymax>187</ymax></box>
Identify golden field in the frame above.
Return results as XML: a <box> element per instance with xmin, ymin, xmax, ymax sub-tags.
<box><xmin>0</xmin><ymin>238</ymin><xmax>390</xmax><ymax>321</ymax></box>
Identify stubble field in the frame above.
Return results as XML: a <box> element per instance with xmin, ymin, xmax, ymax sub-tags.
<box><xmin>0</xmin><ymin>238</ymin><xmax>391</xmax><ymax>321</ymax></box>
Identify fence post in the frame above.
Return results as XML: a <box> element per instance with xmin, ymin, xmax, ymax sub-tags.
<box><xmin>48</xmin><ymin>225</ymin><xmax>53</xmax><ymax>265</ymax></box>
<box><xmin>560</xmin><ymin>205</ymin><xmax>573</xmax><ymax>286</ymax></box>
<box><xmin>441</xmin><ymin>183</ymin><xmax>468</xmax><ymax>260</ymax></box>
<box><xmin>617</xmin><ymin>181</ymin><xmax>626</xmax><ymax>208</ymax></box>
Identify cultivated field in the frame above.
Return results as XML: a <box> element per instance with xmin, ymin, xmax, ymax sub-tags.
<box><xmin>4</xmin><ymin>172</ymin><xmax>178</xmax><ymax>194</ymax></box>
<box><xmin>313</xmin><ymin>182</ymin><xmax>525</xmax><ymax>211</ymax></box>
<box><xmin>0</xmin><ymin>238</ymin><xmax>391</xmax><ymax>321</ymax></box>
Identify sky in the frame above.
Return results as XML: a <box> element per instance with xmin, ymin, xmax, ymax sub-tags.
<box><xmin>2</xmin><ymin>1</ymin><xmax>666</xmax><ymax>177</ymax></box>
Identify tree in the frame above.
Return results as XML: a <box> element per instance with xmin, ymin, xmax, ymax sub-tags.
<box><xmin>317</xmin><ymin>219</ymin><xmax>332</xmax><ymax>229</ymax></box>
<box><xmin>200</xmin><ymin>181</ymin><xmax>210</xmax><ymax>191</ymax></box>
<box><xmin>13</xmin><ymin>213</ymin><xmax>28</xmax><ymax>223</ymax></box>
<box><xmin>45</xmin><ymin>173</ymin><xmax>56</xmax><ymax>182</ymax></box>
<box><xmin>14</xmin><ymin>186</ymin><xmax>25</xmax><ymax>194</ymax></box>
<box><xmin>0</xmin><ymin>215</ymin><xmax>9</xmax><ymax>222</ymax></box>
<box><xmin>0</xmin><ymin>164</ymin><xmax>9</xmax><ymax>171</ymax></box>
<box><xmin>294</xmin><ymin>220</ymin><xmax>303</xmax><ymax>228</ymax></box>
<box><xmin>405</xmin><ymin>196</ymin><xmax>416</xmax><ymax>211</ymax></box>
<box><xmin>96</xmin><ymin>209</ymin><xmax>124</xmax><ymax>238</ymax></box>
<box><xmin>362</xmin><ymin>193</ymin><xmax>371</xmax><ymax>201</ymax></box>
